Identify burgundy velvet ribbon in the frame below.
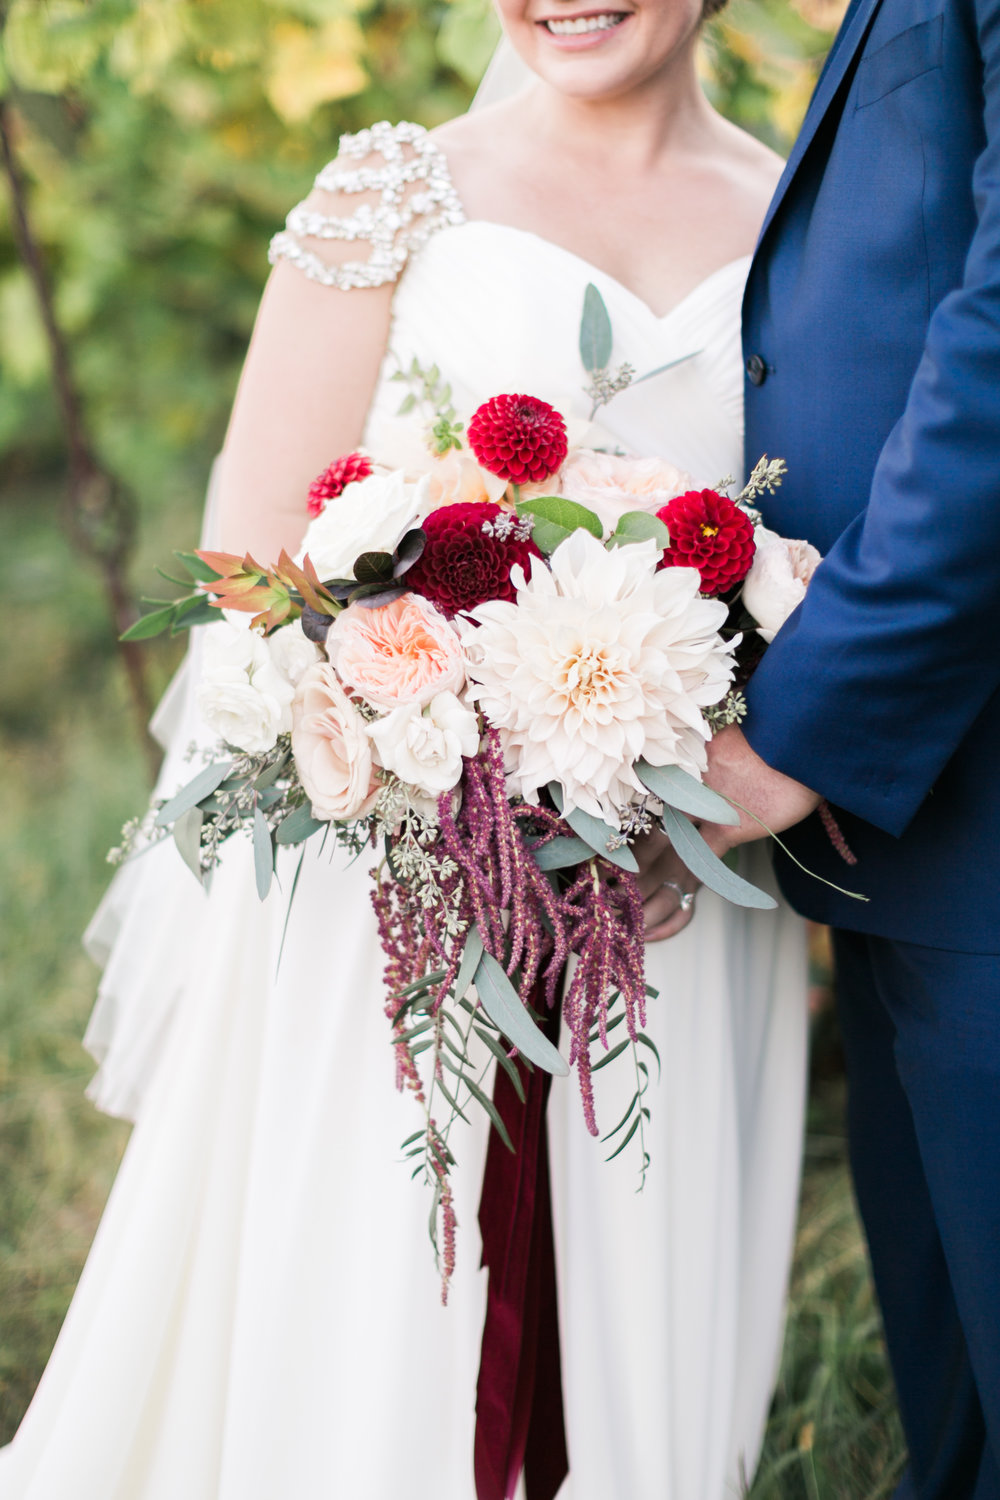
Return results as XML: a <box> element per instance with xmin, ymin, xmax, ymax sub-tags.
<box><xmin>474</xmin><ymin>997</ymin><xmax>569</xmax><ymax>1500</ymax></box>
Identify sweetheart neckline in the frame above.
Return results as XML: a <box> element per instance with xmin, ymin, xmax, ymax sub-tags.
<box><xmin>435</xmin><ymin>218</ymin><xmax>752</xmax><ymax>326</ymax></box>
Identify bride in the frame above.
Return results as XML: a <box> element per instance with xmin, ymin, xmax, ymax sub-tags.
<box><xmin>0</xmin><ymin>2</ymin><xmax>808</xmax><ymax>1497</ymax></box>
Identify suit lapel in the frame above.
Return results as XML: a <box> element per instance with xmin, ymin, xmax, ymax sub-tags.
<box><xmin>756</xmin><ymin>0</ymin><xmax>885</xmax><ymax>246</ymax></box>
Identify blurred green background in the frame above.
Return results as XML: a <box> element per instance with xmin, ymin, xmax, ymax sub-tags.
<box><xmin>0</xmin><ymin>1</ymin><xmax>906</xmax><ymax>1492</ymax></box>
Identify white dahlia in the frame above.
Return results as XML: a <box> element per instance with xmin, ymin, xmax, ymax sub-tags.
<box><xmin>462</xmin><ymin>529</ymin><xmax>736</xmax><ymax>822</ymax></box>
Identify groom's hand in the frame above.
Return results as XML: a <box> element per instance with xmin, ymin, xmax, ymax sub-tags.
<box><xmin>699</xmin><ymin>724</ymin><xmax>821</xmax><ymax>854</ymax></box>
<box><xmin>635</xmin><ymin>726</ymin><xmax>820</xmax><ymax>941</ymax></box>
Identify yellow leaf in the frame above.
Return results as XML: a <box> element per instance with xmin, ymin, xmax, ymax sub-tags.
<box><xmin>792</xmin><ymin>0</ymin><xmax>849</xmax><ymax>30</ymax></box>
<box><xmin>773</xmin><ymin>67</ymin><xmax>819</xmax><ymax>141</ymax></box>
<box><xmin>0</xmin><ymin>271</ymin><xmax>49</xmax><ymax>386</ymax></box>
<box><xmin>4</xmin><ymin>0</ymin><xmax>106</xmax><ymax>94</ymax></box>
<box><xmin>109</xmin><ymin>2</ymin><xmax>186</xmax><ymax>93</ymax></box>
<box><xmin>266</xmin><ymin>19</ymin><xmax>368</xmax><ymax>123</ymax></box>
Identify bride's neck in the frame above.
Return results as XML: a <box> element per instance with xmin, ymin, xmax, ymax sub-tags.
<box><xmin>520</xmin><ymin>50</ymin><xmax>718</xmax><ymax>171</ymax></box>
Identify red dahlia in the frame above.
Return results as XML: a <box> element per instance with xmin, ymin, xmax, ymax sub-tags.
<box><xmin>655</xmin><ymin>489</ymin><xmax>756</xmax><ymax>596</ymax></box>
<box><xmin>467</xmin><ymin>394</ymin><xmax>568</xmax><ymax>485</ymax></box>
<box><xmin>307</xmin><ymin>451</ymin><xmax>373</xmax><ymax>518</ymax></box>
<box><xmin>403</xmin><ymin>502</ymin><xmax>539</xmax><ymax>617</ymax></box>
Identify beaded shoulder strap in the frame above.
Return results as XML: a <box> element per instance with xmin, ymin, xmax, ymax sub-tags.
<box><xmin>268</xmin><ymin>120</ymin><xmax>465</xmax><ymax>290</ymax></box>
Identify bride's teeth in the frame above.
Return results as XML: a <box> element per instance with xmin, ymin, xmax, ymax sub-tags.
<box><xmin>546</xmin><ymin>13</ymin><xmax>625</xmax><ymax>35</ymax></box>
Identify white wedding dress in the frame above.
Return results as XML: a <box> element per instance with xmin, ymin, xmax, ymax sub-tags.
<box><xmin>0</xmin><ymin>123</ymin><xmax>808</xmax><ymax>1500</ymax></box>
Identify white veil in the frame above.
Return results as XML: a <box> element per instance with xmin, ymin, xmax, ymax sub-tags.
<box><xmin>471</xmin><ymin>34</ymin><xmax>535</xmax><ymax>109</ymax></box>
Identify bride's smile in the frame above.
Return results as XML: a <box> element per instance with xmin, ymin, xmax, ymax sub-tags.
<box><xmin>498</xmin><ymin>0</ymin><xmax>705</xmax><ymax>100</ymax></box>
<box><xmin>536</xmin><ymin>9</ymin><xmax>634</xmax><ymax>50</ymax></box>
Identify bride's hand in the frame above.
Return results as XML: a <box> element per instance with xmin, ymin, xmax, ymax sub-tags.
<box><xmin>634</xmin><ymin>827</ymin><xmax>700</xmax><ymax>943</ymax></box>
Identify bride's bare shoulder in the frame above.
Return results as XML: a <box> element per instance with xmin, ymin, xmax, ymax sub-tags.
<box><xmin>710</xmin><ymin>114</ymin><xmax>785</xmax><ymax>199</ymax></box>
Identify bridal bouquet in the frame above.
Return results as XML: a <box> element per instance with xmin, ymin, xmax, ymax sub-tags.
<box><xmin>118</xmin><ymin>286</ymin><xmax>819</xmax><ymax>1289</ymax></box>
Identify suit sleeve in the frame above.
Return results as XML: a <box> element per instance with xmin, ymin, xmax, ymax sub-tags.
<box><xmin>744</xmin><ymin>0</ymin><xmax>1000</xmax><ymax>838</ymax></box>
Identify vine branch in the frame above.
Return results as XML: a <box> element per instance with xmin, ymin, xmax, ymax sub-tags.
<box><xmin>0</xmin><ymin>82</ymin><xmax>159</xmax><ymax>779</ymax></box>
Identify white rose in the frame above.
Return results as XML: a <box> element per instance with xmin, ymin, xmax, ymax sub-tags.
<box><xmin>196</xmin><ymin>621</ymin><xmax>295</xmax><ymax>753</ymax></box>
<box><xmin>742</xmin><ymin>527</ymin><xmax>822</xmax><ymax>644</ymax></box>
<box><xmin>296</xmin><ymin>469</ymin><xmax>430</xmax><ymax>580</ymax></box>
<box><xmin>291</xmin><ymin>663</ymin><xmax>379</xmax><ymax>822</ymax></box>
<box><xmin>267</xmin><ymin>618</ymin><xmax>322</xmax><ymax>688</ymax></box>
<box><xmin>368</xmin><ymin>691</ymin><xmax>480</xmax><ymax>800</ymax></box>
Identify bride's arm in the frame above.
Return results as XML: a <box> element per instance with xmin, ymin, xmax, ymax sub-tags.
<box><xmin>215</xmin><ymin>262</ymin><xmax>393</xmax><ymax>562</ymax></box>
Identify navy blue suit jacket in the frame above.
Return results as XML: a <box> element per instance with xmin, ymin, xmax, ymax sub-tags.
<box><xmin>742</xmin><ymin>0</ymin><xmax>1000</xmax><ymax>953</ymax></box>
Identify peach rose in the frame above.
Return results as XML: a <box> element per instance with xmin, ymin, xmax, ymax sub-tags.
<box><xmin>421</xmin><ymin>449</ymin><xmax>508</xmax><ymax>511</ymax></box>
<box><xmin>327</xmin><ymin>593</ymin><xmax>466</xmax><ymax>709</ymax></box>
<box><xmin>291</xmin><ymin>663</ymin><xmax>379</xmax><ymax>822</ymax></box>
<box><xmin>559</xmin><ymin>451</ymin><xmax>695</xmax><ymax>533</ymax></box>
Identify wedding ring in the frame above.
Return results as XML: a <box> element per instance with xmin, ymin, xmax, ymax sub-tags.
<box><xmin>662</xmin><ymin>880</ymin><xmax>695</xmax><ymax>913</ymax></box>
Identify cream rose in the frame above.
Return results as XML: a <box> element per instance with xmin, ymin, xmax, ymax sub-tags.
<box><xmin>742</xmin><ymin>526</ymin><xmax>822</xmax><ymax>643</ymax></box>
<box><xmin>368</xmin><ymin>692</ymin><xmax>480</xmax><ymax>800</ymax></box>
<box><xmin>196</xmin><ymin>621</ymin><xmax>295</xmax><ymax>753</ymax></box>
<box><xmin>327</xmin><ymin>593</ymin><xmax>466</xmax><ymax>709</ymax></box>
<box><xmin>291</xmin><ymin>663</ymin><xmax>379</xmax><ymax>822</ymax></box>
<box><xmin>296</xmin><ymin>469</ymin><xmax>429</xmax><ymax>580</ymax></box>
<box><xmin>559</xmin><ymin>451</ymin><xmax>694</xmax><ymax>534</ymax></box>
<box><xmin>267</xmin><ymin>618</ymin><xmax>322</xmax><ymax>687</ymax></box>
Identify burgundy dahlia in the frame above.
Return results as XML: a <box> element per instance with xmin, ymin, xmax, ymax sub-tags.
<box><xmin>307</xmin><ymin>451</ymin><xmax>373</xmax><ymax>518</ymax></box>
<box><xmin>402</xmin><ymin>502</ymin><xmax>539</xmax><ymax>617</ymax></box>
<box><xmin>467</xmin><ymin>393</ymin><xmax>568</xmax><ymax>486</ymax></box>
<box><xmin>655</xmin><ymin>489</ymin><xmax>756</xmax><ymax>596</ymax></box>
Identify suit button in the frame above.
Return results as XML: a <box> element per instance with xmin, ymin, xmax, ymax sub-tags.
<box><xmin>746</xmin><ymin>354</ymin><xmax>768</xmax><ymax>386</ymax></box>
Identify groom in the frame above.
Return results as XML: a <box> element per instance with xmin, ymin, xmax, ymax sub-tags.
<box><xmin>676</xmin><ymin>0</ymin><xmax>1000</xmax><ymax>1495</ymax></box>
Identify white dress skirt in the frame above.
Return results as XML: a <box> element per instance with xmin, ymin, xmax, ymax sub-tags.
<box><xmin>0</xmin><ymin>141</ymin><xmax>809</xmax><ymax>1500</ymax></box>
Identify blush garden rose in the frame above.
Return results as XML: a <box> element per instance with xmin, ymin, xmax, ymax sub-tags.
<box><xmin>327</xmin><ymin>593</ymin><xmax>467</xmax><ymax>709</ymax></box>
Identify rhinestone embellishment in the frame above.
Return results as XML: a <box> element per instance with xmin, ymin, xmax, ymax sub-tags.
<box><xmin>268</xmin><ymin>120</ymin><xmax>466</xmax><ymax>290</ymax></box>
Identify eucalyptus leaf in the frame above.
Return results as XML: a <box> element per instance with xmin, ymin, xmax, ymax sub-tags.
<box><xmin>392</xmin><ymin>968</ymin><xmax>449</xmax><ymax>1001</ymax></box>
<box><xmin>155</xmin><ymin>760</ymin><xmax>234</xmax><ymax>827</ymax></box>
<box><xmin>253</xmin><ymin>804</ymin><xmax>273</xmax><ymax>900</ymax></box>
<box><xmin>253</xmin><ymin>751</ymin><xmax>290</xmax><ymax>792</ymax></box>
<box><xmin>172</xmin><ymin>807</ymin><xmax>205</xmax><ymax>882</ymax></box>
<box><xmin>636</xmin><ymin>760</ymin><xmax>740</xmax><ymax>826</ymax></box>
<box><xmin>605</xmin><ymin>1112</ymin><xmax>642</xmax><ymax>1162</ymax></box>
<box><xmin>435</xmin><ymin>1075</ymin><xmax>472</xmax><ymax>1126</ymax></box>
<box><xmin>547</xmin><ymin>783</ymin><xmax>638</xmax><ymax>873</ymax></box>
<box><xmin>630</xmin><ymin>349</ymin><xmax>704</xmax><ymax>386</ymax></box>
<box><xmin>603</xmin><ymin>1093</ymin><xmax>640</xmax><ymax>1143</ymax></box>
<box><xmin>453</xmin><ymin>925</ymin><xmax>484</xmax><ymax>1003</ymax></box>
<box><xmin>530</xmin><ymin>835</ymin><xmax>594</xmax><ymax>871</ymax></box>
<box><xmin>474</xmin><ymin>951</ymin><xmax>569</xmax><ymax>1077</ymax></box>
<box><xmin>475</xmin><ymin>1025</ymin><xmax>527</xmax><ymax>1103</ymax></box>
<box><xmin>660</xmin><ymin>804</ymin><xmax>777</xmax><ymax>909</ymax></box>
<box><xmin>462</xmin><ymin>1072</ymin><xmax>515</xmax><ymax>1152</ymax></box>
<box><xmin>579</xmin><ymin>281</ymin><xmax>613</xmax><ymax>373</ymax></box>
<box><xmin>274</xmin><ymin>802</ymin><xmax>326</xmax><ymax>845</ymax></box>
<box><xmin>591</xmin><ymin>1037</ymin><xmax>630</xmax><ymax>1072</ymax></box>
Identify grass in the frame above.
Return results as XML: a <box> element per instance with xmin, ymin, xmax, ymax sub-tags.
<box><xmin>0</xmin><ymin>478</ymin><xmax>908</xmax><ymax>1491</ymax></box>
<box><xmin>750</xmin><ymin>1038</ymin><xmax>907</xmax><ymax>1497</ymax></box>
